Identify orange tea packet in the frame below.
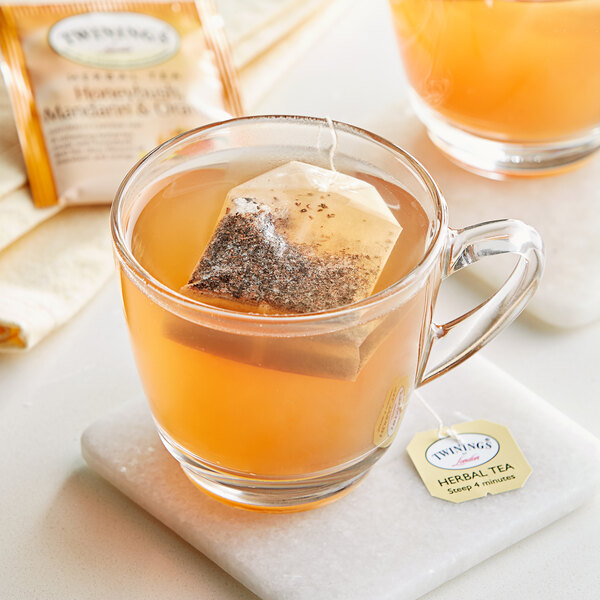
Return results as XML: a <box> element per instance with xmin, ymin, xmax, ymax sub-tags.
<box><xmin>0</xmin><ymin>1</ymin><xmax>243</xmax><ymax>207</ymax></box>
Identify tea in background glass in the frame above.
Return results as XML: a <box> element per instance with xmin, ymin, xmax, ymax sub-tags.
<box><xmin>389</xmin><ymin>0</ymin><xmax>600</xmax><ymax>177</ymax></box>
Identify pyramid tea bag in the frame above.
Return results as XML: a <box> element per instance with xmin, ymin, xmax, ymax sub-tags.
<box><xmin>183</xmin><ymin>161</ymin><xmax>402</xmax><ymax>314</ymax></box>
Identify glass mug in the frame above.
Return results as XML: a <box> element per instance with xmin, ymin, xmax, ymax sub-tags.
<box><xmin>111</xmin><ymin>116</ymin><xmax>544</xmax><ymax>512</ymax></box>
<box><xmin>388</xmin><ymin>0</ymin><xmax>600</xmax><ymax>177</ymax></box>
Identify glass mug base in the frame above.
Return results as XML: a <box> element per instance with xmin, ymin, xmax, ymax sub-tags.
<box><xmin>158</xmin><ymin>425</ymin><xmax>380</xmax><ymax>512</ymax></box>
<box><xmin>410</xmin><ymin>94</ymin><xmax>600</xmax><ymax>180</ymax></box>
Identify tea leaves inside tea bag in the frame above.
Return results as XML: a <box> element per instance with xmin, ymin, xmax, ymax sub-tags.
<box><xmin>183</xmin><ymin>161</ymin><xmax>402</xmax><ymax>314</ymax></box>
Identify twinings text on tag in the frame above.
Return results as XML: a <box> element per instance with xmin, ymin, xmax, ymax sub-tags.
<box><xmin>406</xmin><ymin>419</ymin><xmax>531</xmax><ymax>503</ymax></box>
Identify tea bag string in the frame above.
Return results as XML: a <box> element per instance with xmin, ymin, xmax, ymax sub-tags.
<box><xmin>325</xmin><ymin>116</ymin><xmax>338</xmax><ymax>173</ymax></box>
<box><xmin>416</xmin><ymin>394</ymin><xmax>464</xmax><ymax>444</ymax></box>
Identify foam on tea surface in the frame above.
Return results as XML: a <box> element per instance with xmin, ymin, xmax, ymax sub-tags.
<box><xmin>182</xmin><ymin>161</ymin><xmax>402</xmax><ymax>313</ymax></box>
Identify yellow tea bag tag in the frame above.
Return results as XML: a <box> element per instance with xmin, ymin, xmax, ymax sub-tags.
<box><xmin>407</xmin><ymin>420</ymin><xmax>531</xmax><ymax>503</ymax></box>
<box><xmin>373</xmin><ymin>376</ymin><xmax>410</xmax><ymax>448</ymax></box>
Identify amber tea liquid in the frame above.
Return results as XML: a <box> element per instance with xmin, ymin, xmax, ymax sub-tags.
<box><xmin>123</xmin><ymin>155</ymin><xmax>434</xmax><ymax>480</ymax></box>
<box><xmin>390</xmin><ymin>0</ymin><xmax>600</xmax><ymax>142</ymax></box>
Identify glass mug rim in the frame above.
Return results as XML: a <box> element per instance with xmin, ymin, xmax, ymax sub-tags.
<box><xmin>111</xmin><ymin>114</ymin><xmax>448</xmax><ymax>326</ymax></box>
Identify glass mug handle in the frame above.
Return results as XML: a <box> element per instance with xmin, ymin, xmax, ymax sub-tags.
<box><xmin>418</xmin><ymin>219</ymin><xmax>544</xmax><ymax>386</ymax></box>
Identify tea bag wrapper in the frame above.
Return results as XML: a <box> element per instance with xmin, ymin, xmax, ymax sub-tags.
<box><xmin>0</xmin><ymin>1</ymin><xmax>241</xmax><ymax>207</ymax></box>
<box><xmin>183</xmin><ymin>161</ymin><xmax>402</xmax><ymax>313</ymax></box>
<box><xmin>177</xmin><ymin>161</ymin><xmax>403</xmax><ymax>380</ymax></box>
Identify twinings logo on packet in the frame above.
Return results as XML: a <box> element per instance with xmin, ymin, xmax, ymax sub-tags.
<box><xmin>0</xmin><ymin>1</ymin><xmax>242</xmax><ymax>206</ymax></box>
<box><xmin>48</xmin><ymin>12</ymin><xmax>180</xmax><ymax>69</ymax></box>
<box><xmin>407</xmin><ymin>419</ymin><xmax>531</xmax><ymax>503</ymax></box>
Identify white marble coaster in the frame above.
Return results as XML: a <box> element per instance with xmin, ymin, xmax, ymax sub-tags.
<box><xmin>365</xmin><ymin>102</ymin><xmax>600</xmax><ymax>329</ymax></box>
<box><xmin>81</xmin><ymin>356</ymin><xmax>600</xmax><ymax>600</ymax></box>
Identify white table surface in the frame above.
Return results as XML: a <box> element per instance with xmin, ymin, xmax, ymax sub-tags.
<box><xmin>1</xmin><ymin>1</ymin><xmax>599</xmax><ymax>599</ymax></box>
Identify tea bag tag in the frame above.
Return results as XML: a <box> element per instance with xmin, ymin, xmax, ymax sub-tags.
<box><xmin>407</xmin><ymin>404</ymin><xmax>531</xmax><ymax>503</ymax></box>
<box><xmin>373</xmin><ymin>375</ymin><xmax>410</xmax><ymax>448</ymax></box>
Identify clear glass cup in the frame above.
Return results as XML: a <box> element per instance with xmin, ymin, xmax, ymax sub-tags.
<box><xmin>111</xmin><ymin>116</ymin><xmax>544</xmax><ymax>512</ymax></box>
<box><xmin>388</xmin><ymin>0</ymin><xmax>600</xmax><ymax>178</ymax></box>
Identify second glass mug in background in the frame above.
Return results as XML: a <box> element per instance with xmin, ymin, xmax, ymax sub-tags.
<box><xmin>388</xmin><ymin>0</ymin><xmax>600</xmax><ymax>177</ymax></box>
<box><xmin>112</xmin><ymin>116</ymin><xmax>544</xmax><ymax>512</ymax></box>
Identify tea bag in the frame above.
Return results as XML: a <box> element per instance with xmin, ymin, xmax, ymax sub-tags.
<box><xmin>175</xmin><ymin>161</ymin><xmax>404</xmax><ymax>380</ymax></box>
<box><xmin>183</xmin><ymin>161</ymin><xmax>402</xmax><ymax>313</ymax></box>
<box><xmin>164</xmin><ymin>306</ymin><xmax>407</xmax><ymax>381</ymax></box>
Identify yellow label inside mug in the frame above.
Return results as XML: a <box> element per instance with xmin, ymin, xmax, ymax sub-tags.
<box><xmin>373</xmin><ymin>375</ymin><xmax>410</xmax><ymax>448</ymax></box>
<box><xmin>407</xmin><ymin>419</ymin><xmax>531</xmax><ymax>503</ymax></box>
